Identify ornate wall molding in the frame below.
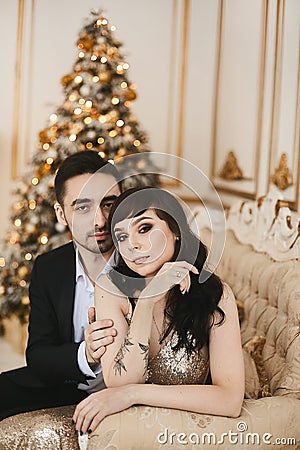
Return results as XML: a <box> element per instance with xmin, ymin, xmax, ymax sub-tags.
<box><xmin>227</xmin><ymin>191</ymin><xmax>300</xmax><ymax>261</ymax></box>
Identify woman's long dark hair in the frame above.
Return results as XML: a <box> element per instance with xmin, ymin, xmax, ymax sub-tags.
<box><xmin>108</xmin><ymin>187</ymin><xmax>225</xmax><ymax>353</ymax></box>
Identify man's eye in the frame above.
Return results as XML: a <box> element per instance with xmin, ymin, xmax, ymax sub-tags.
<box><xmin>102</xmin><ymin>202</ymin><xmax>114</xmax><ymax>210</ymax></box>
<box><xmin>139</xmin><ymin>224</ymin><xmax>152</xmax><ymax>234</ymax></box>
<box><xmin>116</xmin><ymin>234</ymin><xmax>127</xmax><ymax>243</ymax></box>
<box><xmin>75</xmin><ymin>205</ymin><xmax>89</xmax><ymax>212</ymax></box>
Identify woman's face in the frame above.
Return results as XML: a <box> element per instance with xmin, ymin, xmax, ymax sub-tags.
<box><xmin>114</xmin><ymin>208</ymin><xmax>177</xmax><ymax>278</ymax></box>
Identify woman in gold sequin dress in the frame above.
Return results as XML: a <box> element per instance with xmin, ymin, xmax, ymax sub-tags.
<box><xmin>73</xmin><ymin>187</ymin><xmax>244</xmax><ymax>435</ymax></box>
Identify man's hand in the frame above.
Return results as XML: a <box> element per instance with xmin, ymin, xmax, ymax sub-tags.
<box><xmin>84</xmin><ymin>306</ymin><xmax>117</xmax><ymax>366</ymax></box>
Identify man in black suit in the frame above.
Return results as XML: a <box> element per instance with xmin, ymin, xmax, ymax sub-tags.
<box><xmin>0</xmin><ymin>151</ymin><xmax>122</xmax><ymax>420</ymax></box>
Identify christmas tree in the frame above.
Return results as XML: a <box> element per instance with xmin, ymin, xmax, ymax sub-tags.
<box><xmin>0</xmin><ymin>10</ymin><xmax>159</xmax><ymax>324</ymax></box>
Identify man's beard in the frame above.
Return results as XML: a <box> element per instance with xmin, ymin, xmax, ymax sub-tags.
<box><xmin>74</xmin><ymin>230</ymin><xmax>114</xmax><ymax>255</ymax></box>
<box><xmin>96</xmin><ymin>237</ymin><xmax>114</xmax><ymax>255</ymax></box>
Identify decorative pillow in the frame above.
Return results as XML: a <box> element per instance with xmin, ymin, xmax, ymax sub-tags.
<box><xmin>243</xmin><ymin>335</ymin><xmax>272</xmax><ymax>398</ymax></box>
<box><xmin>242</xmin><ymin>348</ymin><xmax>260</xmax><ymax>399</ymax></box>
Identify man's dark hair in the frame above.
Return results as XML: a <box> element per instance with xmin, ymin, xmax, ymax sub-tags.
<box><xmin>54</xmin><ymin>150</ymin><xmax>122</xmax><ymax>205</ymax></box>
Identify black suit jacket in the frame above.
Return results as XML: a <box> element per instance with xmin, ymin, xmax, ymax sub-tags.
<box><xmin>9</xmin><ymin>242</ymin><xmax>87</xmax><ymax>388</ymax></box>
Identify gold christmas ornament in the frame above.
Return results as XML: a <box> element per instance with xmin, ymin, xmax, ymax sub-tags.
<box><xmin>60</xmin><ymin>73</ymin><xmax>76</xmax><ymax>87</ymax></box>
<box><xmin>98</xmin><ymin>71</ymin><xmax>111</xmax><ymax>83</ymax></box>
<box><xmin>39</xmin><ymin>128</ymin><xmax>50</xmax><ymax>143</ymax></box>
<box><xmin>21</xmin><ymin>295</ymin><xmax>30</xmax><ymax>305</ymax></box>
<box><xmin>124</xmin><ymin>89</ymin><xmax>137</xmax><ymax>101</ymax></box>
<box><xmin>107</xmin><ymin>46</ymin><xmax>119</xmax><ymax>58</ymax></box>
<box><xmin>77</xmin><ymin>35</ymin><xmax>94</xmax><ymax>51</ymax></box>
<box><xmin>0</xmin><ymin>285</ymin><xmax>5</xmax><ymax>295</ymax></box>
<box><xmin>18</xmin><ymin>266</ymin><xmax>29</xmax><ymax>278</ymax></box>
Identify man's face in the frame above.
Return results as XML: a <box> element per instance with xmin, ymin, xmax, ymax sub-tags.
<box><xmin>58</xmin><ymin>172</ymin><xmax>120</xmax><ymax>255</ymax></box>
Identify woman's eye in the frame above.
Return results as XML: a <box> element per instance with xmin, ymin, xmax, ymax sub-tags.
<box><xmin>139</xmin><ymin>224</ymin><xmax>152</xmax><ymax>234</ymax></box>
<box><xmin>116</xmin><ymin>234</ymin><xmax>128</xmax><ymax>243</ymax></box>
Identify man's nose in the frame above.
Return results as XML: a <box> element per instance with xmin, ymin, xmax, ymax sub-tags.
<box><xmin>94</xmin><ymin>207</ymin><xmax>106</xmax><ymax>228</ymax></box>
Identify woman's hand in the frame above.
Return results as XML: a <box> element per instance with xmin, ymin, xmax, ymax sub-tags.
<box><xmin>140</xmin><ymin>261</ymin><xmax>199</xmax><ymax>300</ymax></box>
<box><xmin>73</xmin><ymin>385</ymin><xmax>134</xmax><ymax>434</ymax></box>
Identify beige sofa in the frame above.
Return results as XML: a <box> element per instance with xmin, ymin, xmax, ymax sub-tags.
<box><xmin>1</xmin><ymin>196</ymin><xmax>299</xmax><ymax>449</ymax></box>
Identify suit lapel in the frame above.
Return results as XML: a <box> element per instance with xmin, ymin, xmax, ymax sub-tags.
<box><xmin>56</xmin><ymin>242</ymin><xmax>76</xmax><ymax>342</ymax></box>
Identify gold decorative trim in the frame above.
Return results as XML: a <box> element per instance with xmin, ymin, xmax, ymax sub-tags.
<box><xmin>24</xmin><ymin>0</ymin><xmax>35</xmax><ymax>163</ymax></box>
<box><xmin>270</xmin><ymin>153</ymin><xmax>293</xmax><ymax>190</ymax></box>
<box><xmin>269</xmin><ymin>0</ymin><xmax>285</xmax><ymax>190</ymax></box>
<box><xmin>175</xmin><ymin>0</ymin><xmax>190</xmax><ymax>178</ymax></box>
<box><xmin>211</xmin><ymin>0</ymin><xmax>268</xmax><ymax>199</ymax></box>
<box><xmin>293</xmin><ymin>35</ymin><xmax>300</xmax><ymax>210</ymax></box>
<box><xmin>254</xmin><ymin>0</ymin><xmax>269</xmax><ymax>195</ymax></box>
<box><xmin>225</xmin><ymin>192</ymin><xmax>300</xmax><ymax>260</ymax></box>
<box><xmin>11</xmin><ymin>0</ymin><xmax>25</xmax><ymax>179</ymax></box>
<box><xmin>218</xmin><ymin>150</ymin><xmax>244</xmax><ymax>180</ymax></box>
<box><xmin>269</xmin><ymin>0</ymin><xmax>300</xmax><ymax>209</ymax></box>
<box><xmin>165</xmin><ymin>0</ymin><xmax>178</xmax><ymax>159</ymax></box>
<box><xmin>163</xmin><ymin>0</ymin><xmax>190</xmax><ymax>188</ymax></box>
<box><xmin>210</xmin><ymin>0</ymin><xmax>223</xmax><ymax>184</ymax></box>
<box><xmin>267</xmin><ymin>0</ymin><xmax>280</xmax><ymax>196</ymax></box>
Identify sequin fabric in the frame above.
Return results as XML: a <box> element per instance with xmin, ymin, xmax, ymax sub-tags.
<box><xmin>0</xmin><ymin>405</ymin><xmax>79</xmax><ymax>450</ymax></box>
<box><xmin>146</xmin><ymin>332</ymin><xmax>209</xmax><ymax>385</ymax></box>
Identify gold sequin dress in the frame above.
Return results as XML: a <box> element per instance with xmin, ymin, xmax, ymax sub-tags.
<box><xmin>126</xmin><ymin>303</ymin><xmax>209</xmax><ymax>386</ymax></box>
<box><xmin>146</xmin><ymin>331</ymin><xmax>209</xmax><ymax>385</ymax></box>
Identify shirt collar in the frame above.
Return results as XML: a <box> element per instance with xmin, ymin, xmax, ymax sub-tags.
<box><xmin>74</xmin><ymin>243</ymin><xmax>117</xmax><ymax>286</ymax></box>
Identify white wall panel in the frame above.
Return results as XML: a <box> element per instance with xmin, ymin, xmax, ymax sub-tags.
<box><xmin>268</xmin><ymin>0</ymin><xmax>300</xmax><ymax>208</ymax></box>
<box><xmin>212</xmin><ymin>0</ymin><xmax>267</xmax><ymax>198</ymax></box>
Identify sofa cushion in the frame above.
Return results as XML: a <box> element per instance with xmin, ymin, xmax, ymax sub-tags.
<box><xmin>201</xmin><ymin>229</ymin><xmax>300</xmax><ymax>399</ymax></box>
<box><xmin>87</xmin><ymin>397</ymin><xmax>300</xmax><ymax>449</ymax></box>
<box><xmin>242</xmin><ymin>347</ymin><xmax>261</xmax><ymax>399</ymax></box>
<box><xmin>243</xmin><ymin>336</ymin><xmax>271</xmax><ymax>398</ymax></box>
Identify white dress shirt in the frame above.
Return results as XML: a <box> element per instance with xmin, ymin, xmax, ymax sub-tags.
<box><xmin>73</xmin><ymin>245</ymin><xmax>115</xmax><ymax>393</ymax></box>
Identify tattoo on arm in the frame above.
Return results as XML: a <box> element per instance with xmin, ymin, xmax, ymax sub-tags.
<box><xmin>113</xmin><ymin>334</ymin><xmax>150</xmax><ymax>377</ymax></box>
<box><xmin>139</xmin><ymin>341</ymin><xmax>150</xmax><ymax>377</ymax></box>
<box><xmin>113</xmin><ymin>337</ymin><xmax>134</xmax><ymax>376</ymax></box>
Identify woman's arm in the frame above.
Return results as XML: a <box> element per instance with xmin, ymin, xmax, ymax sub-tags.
<box><xmin>97</xmin><ymin>261</ymin><xmax>198</xmax><ymax>386</ymax></box>
<box><xmin>74</xmin><ymin>284</ymin><xmax>245</xmax><ymax>433</ymax></box>
<box><xmin>95</xmin><ymin>277</ymin><xmax>156</xmax><ymax>386</ymax></box>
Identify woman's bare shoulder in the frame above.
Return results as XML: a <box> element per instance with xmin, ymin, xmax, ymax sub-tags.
<box><xmin>95</xmin><ymin>274</ymin><xmax>127</xmax><ymax>302</ymax></box>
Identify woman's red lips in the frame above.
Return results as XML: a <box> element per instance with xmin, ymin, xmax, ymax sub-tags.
<box><xmin>133</xmin><ymin>256</ymin><xmax>150</xmax><ymax>264</ymax></box>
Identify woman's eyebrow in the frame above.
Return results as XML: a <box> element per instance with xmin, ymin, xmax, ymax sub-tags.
<box><xmin>114</xmin><ymin>216</ymin><xmax>153</xmax><ymax>232</ymax></box>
